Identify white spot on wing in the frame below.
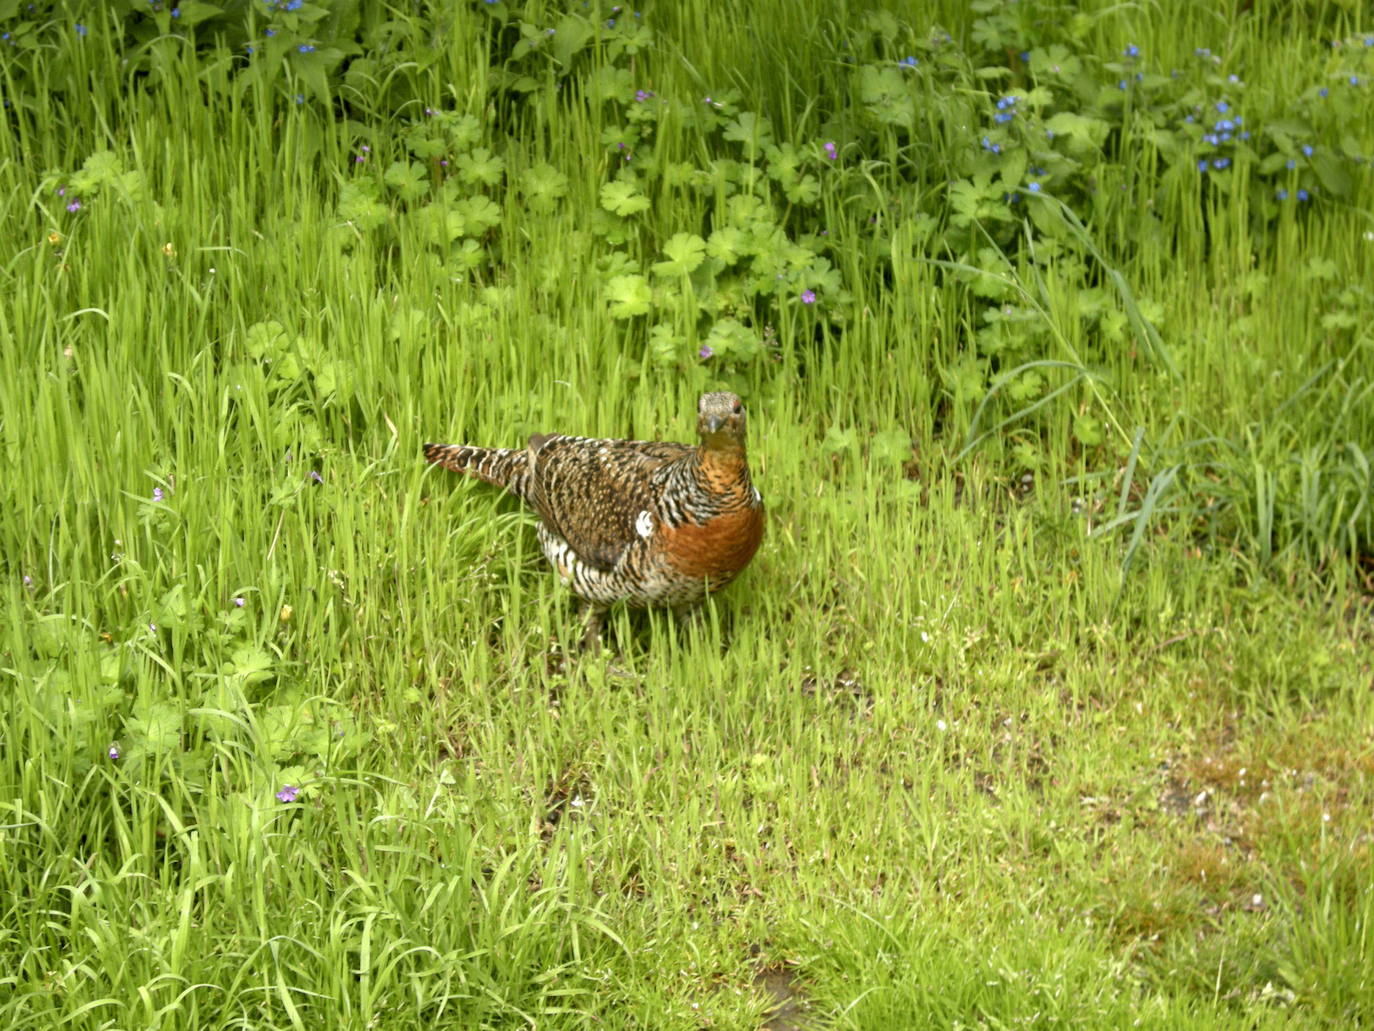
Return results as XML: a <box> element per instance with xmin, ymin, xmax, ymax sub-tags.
<box><xmin>751</xmin><ymin>487</ymin><xmax>762</xmax><ymax>505</ymax></box>
<box><xmin>635</xmin><ymin>510</ymin><xmax>654</xmax><ymax>537</ymax></box>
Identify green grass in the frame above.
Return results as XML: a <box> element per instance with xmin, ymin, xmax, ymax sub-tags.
<box><xmin>2</xmin><ymin>1</ymin><xmax>1373</xmax><ymax>1027</ymax></box>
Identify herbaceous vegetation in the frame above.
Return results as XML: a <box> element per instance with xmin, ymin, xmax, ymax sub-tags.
<box><xmin>1</xmin><ymin>0</ymin><xmax>1372</xmax><ymax>1027</ymax></box>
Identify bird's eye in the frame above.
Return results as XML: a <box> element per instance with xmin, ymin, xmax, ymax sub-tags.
<box><xmin>731</xmin><ymin>399</ymin><xmax>742</xmax><ymax>413</ymax></box>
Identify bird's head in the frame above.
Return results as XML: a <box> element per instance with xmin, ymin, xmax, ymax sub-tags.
<box><xmin>696</xmin><ymin>391</ymin><xmax>748</xmax><ymax>452</ymax></box>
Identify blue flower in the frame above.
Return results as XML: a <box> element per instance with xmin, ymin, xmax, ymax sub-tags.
<box><xmin>1212</xmin><ymin>157</ymin><xmax>1230</xmax><ymax>169</ymax></box>
<box><xmin>1286</xmin><ymin>158</ymin><xmax>1296</xmax><ymax>169</ymax></box>
<box><xmin>1118</xmin><ymin>79</ymin><xmax>1128</xmax><ymax>90</ymax></box>
<box><xmin>171</xmin><ymin>7</ymin><xmax>180</xmax><ymax>17</ymax></box>
<box><xmin>74</xmin><ymin>23</ymin><xmax>87</xmax><ymax>35</ymax></box>
<box><xmin>1124</xmin><ymin>43</ymin><xmax>1140</xmax><ymax>58</ymax></box>
<box><xmin>698</xmin><ymin>345</ymin><xmax>713</xmax><ymax>359</ymax></box>
<box><xmin>981</xmin><ymin>136</ymin><xmax>1001</xmax><ymax>154</ymax></box>
<box><xmin>1195</xmin><ymin>47</ymin><xmax>1211</xmax><ymax>58</ymax></box>
<box><xmin>1197</xmin><ymin>158</ymin><xmax>1208</xmax><ymax>171</ymax></box>
<box><xmin>1215</xmin><ymin>100</ymin><xmax>1228</xmax><ymax>113</ymax></box>
<box><xmin>1276</xmin><ymin>188</ymin><xmax>1288</xmax><ymax>200</ymax></box>
<box><xmin>899</xmin><ymin>56</ymin><xmax>918</xmax><ymax>67</ymax></box>
<box><xmin>1228</xmin><ymin>74</ymin><xmax>1240</xmax><ymax>84</ymax></box>
<box><xmin>1301</xmin><ymin>144</ymin><xmax>1313</xmax><ymax>156</ymax></box>
<box><xmin>1028</xmin><ymin>181</ymin><xmax>1042</xmax><ymax>193</ymax></box>
<box><xmin>297</xmin><ymin>43</ymin><xmax>315</xmax><ymax>53</ymax></box>
<box><xmin>1318</xmin><ymin>87</ymin><xmax>1329</xmax><ymax>98</ymax></box>
<box><xmin>1019</xmin><ymin>50</ymin><xmax>1030</xmax><ymax>63</ymax></box>
<box><xmin>1297</xmin><ymin>189</ymin><xmax>1309</xmax><ymax>201</ymax></box>
<box><xmin>1351</xmin><ymin>76</ymin><xmax>1360</xmax><ymax>86</ymax></box>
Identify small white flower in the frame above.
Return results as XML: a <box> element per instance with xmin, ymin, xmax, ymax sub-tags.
<box><xmin>936</xmin><ymin>719</ymin><xmax>948</xmax><ymax>732</ymax></box>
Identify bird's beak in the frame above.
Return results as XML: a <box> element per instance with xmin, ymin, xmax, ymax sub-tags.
<box><xmin>705</xmin><ymin>413</ymin><xmax>725</xmax><ymax>433</ymax></box>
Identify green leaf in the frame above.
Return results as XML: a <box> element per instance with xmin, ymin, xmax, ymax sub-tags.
<box><xmin>707</xmin><ymin>226</ymin><xmax>747</xmax><ymax>266</ymax></box>
<box><xmin>338</xmin><ymin>182</ymin><xmax>389</xmax><ymax>230</ymax></box>
<box><xmin>606</xmin><ymin>274</ymin><xmax>652</xmax><ymax>318</ymax></box>
<box><xmin>723</xmin><ymin>112</ymin><xmax>775</xmax><ymax>157</ymax></box>
<box><xmin>456</xmin><ymin>195</ymin><xmax>502</xmax><ymax>234</ymax></box>
<box><xmin>648</xmin><ymin>323</ymin><xmax>684</xmax><ymax>366</ymax></box>
<box><xmin>822</xmin><ymin>425</ymin><xmax>860</xmax><ymax>454</ymax></box>
<box><xmin>456</xmin><ymin>147</ymin><xmax>505</xmax><ymax>188</ymax></box>
<box><xmin>245</xmin><ymin>320</ymin><xmax>292</xmax><ymax>360</ymax></box>
<box><xmin>384</xmin><ymin>160</ymin><xmax>429</xmax><ymax>202</ymax></box>
<box><xmin>783</xmin><ymin>174</ymin><xmax>820</xmax><ymax>205</ymax></box>
<box><xmin>870</xmin><ymin>430</ymin><xmax>910</xmax><ymax>466</ymax></box>
<box><xmin>1074</xmin><ymin>413</ymin><xmax>1105</xmax><ymax>447</ymax></box>
<box><xmin>519</xmin><ymin>163</ymin><xmax>569</xmax><ymax>212</ymax></box>
<box><xmin>652</xmin><ymin>233</ymin><xmax>706</xmax><ymax>277</ymax></box>
<box><xmin>600</xmin><ymin>180</ymin><xmax>650</xmax><ymax>216</ymax></box>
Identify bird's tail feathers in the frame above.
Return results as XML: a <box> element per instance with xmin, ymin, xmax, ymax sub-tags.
<box><xmin>422</xmin><ymin>444</ymin><xmax>528</xmax><ymax>492</ymax></box>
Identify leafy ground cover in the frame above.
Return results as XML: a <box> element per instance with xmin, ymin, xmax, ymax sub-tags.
<box><xmin>2</xmin><ymin>0</ymin><xmax>1372</xmax><ymax>1027</ymax></box>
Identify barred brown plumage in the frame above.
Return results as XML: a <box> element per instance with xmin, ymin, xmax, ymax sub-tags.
<box><xmin>422</xmin><ymin>392</ymin><xmax>764</xmax><ymax>648</ymax></box>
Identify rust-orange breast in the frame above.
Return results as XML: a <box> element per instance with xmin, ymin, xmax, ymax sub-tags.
<box><xmin>660</xmin><ymin>507</ymin><xmax>765</xmax><ymax>585</ymax></box>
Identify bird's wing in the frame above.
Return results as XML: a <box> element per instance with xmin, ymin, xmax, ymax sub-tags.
<box><xmin>524</xmin><ymin>435</ymin><xmax>686</xmax><ymax>572</ymax></box>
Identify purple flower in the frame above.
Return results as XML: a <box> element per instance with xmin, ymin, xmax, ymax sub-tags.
<box><xmin>698</xmin><ymin>345</ymin><xmax>713</xmax><ymax>359</ymax></box>
<box><xmin>276</xmin><ymin>785</ymin><xmax>299</xmax><ymax>803</ymax></box>
<box><xmin>148</xmin><ymin>622</ymin><xmax>157</xmax><ymax>633</ymax></box>
<box><xmin>152</xmin><ymin>487</ymin><xmax>164</xmax><ymax>502</ymax></box>
<box><xmin>823</xmin><ymin>141</ymin><xmax>837</xmax><ymax>160</ymax></box>
<box><xmin>634</xmin><ymin>89</ymin><xmax>653</xmax><ymax>102</ymax></box>
<box><xmin>108</xmin><ymin>745</ymin><xmax>120</xmax><ymax>760</ymax></box>
<box><xmin>800</xmin><ymin>289</ymin><xmax>816</xmax><ymax>304</ymax></box>
<box><xmin>309</xmin><ymin>470</ymin><xmax>323</xmax><ymax>484</ymax></box>
<box><xmin>234</xmin><ymin>597</ymin><xmax>245</xmax><ymax>607</ymax></box>
<box><xmin>66</xmin><ymin>200</ymin><xmax>82</xmax><ymax>213</ymax></box>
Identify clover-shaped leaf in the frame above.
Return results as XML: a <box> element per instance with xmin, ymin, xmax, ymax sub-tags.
<box><xmin>384</xmin><ymin>160</ymin><xmax>430</xmax><ymax>202</ymax></box>
<box><xmin>652</xmin><ymin>233</ymin><xmax>706</xmax><ymax>277</ymax></box>
<box><xmin>600</xmin><ymin>180</ymin><xmax>650</xmax><ymax>216</ymax></box>
<box><xmin>606</xmin><ymin>274</ymin><xmax>653</xmax><ymax>318</ymax></box>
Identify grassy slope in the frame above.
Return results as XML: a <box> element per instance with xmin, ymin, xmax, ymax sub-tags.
<box><xmin>2</xmin><ymin>1</ymin><xmax>1371</xmax><ymax>1027</ymax></box>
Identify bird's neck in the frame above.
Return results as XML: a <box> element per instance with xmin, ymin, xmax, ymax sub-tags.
<box><xmin>694</xmin><ymin>441</ymin><xmax>751</xmax><ymax>493</ymax></box>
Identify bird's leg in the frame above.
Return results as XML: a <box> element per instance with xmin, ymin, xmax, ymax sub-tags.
<box><xmin>673</xmin><ymin>604</ymin><xmax>707</xmax><ymax>633</ymax></box>
<box><xmin>580</xmin><ymin>602</ymin><xmax>608</xmax><ymax>653</ymax></box>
